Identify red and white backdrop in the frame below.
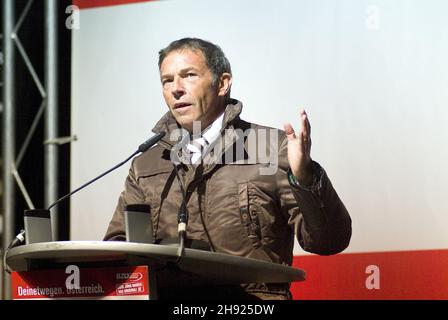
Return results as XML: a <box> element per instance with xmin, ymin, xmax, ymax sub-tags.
<box><xmin>70</xmin><ymin>0</ymin><xmax>448</xmax><ymax>299</ymax></box>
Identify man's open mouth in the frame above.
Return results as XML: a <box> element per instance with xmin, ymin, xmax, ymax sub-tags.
<box><xmin>174</xmin><ymin>103</ymin><xmax>192</xmax><ymax>109</ymax></box>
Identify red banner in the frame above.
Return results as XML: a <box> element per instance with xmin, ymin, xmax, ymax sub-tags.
<box><xmin>291</xmin><ymin>249</ymin><xmax>448</xmax><ymax>300</ymax></box>
<box><xmin>72</xmin><ymin>0</ymin><xmax>157</xmax><ymax>9</ymax></box>
<box><xmin>12</xmin><ymin>265</ymin><xmax>149</xmax><ymax>300</ymax></box>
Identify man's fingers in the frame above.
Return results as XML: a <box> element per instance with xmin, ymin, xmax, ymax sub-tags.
<box><xmin>301</xmin><ymin>109</ymin><xmax>311</xmax><ymax>139</ymax></box>
<box><xmin>283</xmin><ymin>123</ymin><xmax>296</xmax><ymax>140</ymax></box>
<box><xmin>285</xmin><ymin>108</ymin><xmax>312</xmax><ymax>142</ymax></box>
<box><xmin>304</xmin><ymin>110</ymin><xmax>311</xmax><ymax>136</ymax></box>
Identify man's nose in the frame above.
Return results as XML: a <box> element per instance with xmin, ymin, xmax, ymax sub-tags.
<box><xmin>172</xmin><ymin>77</ymin><xmax>185</xmax><ymax>99</ymax></box>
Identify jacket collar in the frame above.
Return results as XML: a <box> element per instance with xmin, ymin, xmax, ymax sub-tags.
<box><xmin>152</xmin><ymin>99</ymin><xmax>243</xmax><ymax>149</ymax></box>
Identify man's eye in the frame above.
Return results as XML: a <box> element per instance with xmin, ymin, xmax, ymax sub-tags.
<box><xmin>162</xmin><ymin>79</ymin><xmax>173</xmax><ymax>85</ymax></box>
<box><xmin>186</xmin><ymin>73</ymin><xmax>196</xmax><ymax>77</ymax></box>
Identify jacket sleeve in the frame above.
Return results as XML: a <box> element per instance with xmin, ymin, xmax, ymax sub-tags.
<box><xmin>103</xmin><ymin>159</ymin><xmax>146</xmax><ymax>241</ymax></box>
<box><xmin>277</xmin><ymin>135</ymin><xmax>352</xmax><ymax>255</ymax></box>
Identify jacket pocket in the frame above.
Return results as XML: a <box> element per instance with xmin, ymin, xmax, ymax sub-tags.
<box><xmin>238</xmin><ymin>183</ymin><xmax>262</xmax><ymax>249</ymax></box>
<box><xmin>135</xmin><ymin>167</ymin><xmax>177</xmax><ymax>240</ymax></box>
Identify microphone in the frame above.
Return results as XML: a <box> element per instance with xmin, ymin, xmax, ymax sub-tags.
<box><xmin>8</xmin><ymin>131</ymin><xmax>166</xmax><ymax>248</ymax></box>
<box><xmin>48</xmin><ymin>131</ymin><xmax>165</xmax><ymax>211</ymax></box>
<box><xmin>138</xmin><ymin>132</ymin><xmax>166</xmax><ymax>153</ymax></box>
<box><xmin>172</xmin><ymin>163</ymin><xmax>188</xmax><ymax>258</ymax></box>
<box><xmin>171</xmin><ymin>165</ymin><xmax>213</xmax><ymax>256</ymax></box>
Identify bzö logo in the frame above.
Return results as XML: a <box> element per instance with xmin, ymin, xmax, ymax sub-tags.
<box><xmin>116</xmin><ymin>272</ymin><xmax>143</xmax><ymax>281</ymax></box>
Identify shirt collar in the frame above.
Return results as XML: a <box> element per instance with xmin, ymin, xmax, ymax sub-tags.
<box><xmin>200</xmin><ymin>112</ymin><xmax>225</xmax><ymax>145</ymax></box>
<box><xmin>152</xmin><ymin>99</ymin><xmax>243</xmax><ymax>149</ymax></box>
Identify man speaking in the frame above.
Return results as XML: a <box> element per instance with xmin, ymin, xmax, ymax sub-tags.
<box><xmin>104</xmin><ymin>38</ymin><xmax>352</xmax><ymax>300</ymax></box>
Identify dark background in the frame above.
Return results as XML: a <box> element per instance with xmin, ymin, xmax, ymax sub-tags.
<box><xmin>1</xmin><ymin>0</ymin><xmax>72</xmax><ymax>240</ymax></box>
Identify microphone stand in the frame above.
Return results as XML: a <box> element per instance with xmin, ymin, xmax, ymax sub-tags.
<box><xmin>173</xmin><ymin>164</ymin><xmax>188</xmax><ymax>260</ymax></box>
<box><xmin>49</xmin><ymin>131</ymin><xmax>166</xmax><ymax>211</ymax></box>
<box><xmin>3</xmin><ymin>132</ymin><xmax>166</xmax><ymax>273</ymax></box>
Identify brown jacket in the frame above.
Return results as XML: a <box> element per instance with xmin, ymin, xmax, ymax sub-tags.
<box><xmin>104</xmin><ymin>99</ymin><xmax>352</xmax><ymax>299</ymax></box>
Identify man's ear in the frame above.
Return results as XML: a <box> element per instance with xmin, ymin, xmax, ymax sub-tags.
<box><xmin>217</xmin><ymin>73</ymin><xmax>232</xmax><ymax>97</ymax></box>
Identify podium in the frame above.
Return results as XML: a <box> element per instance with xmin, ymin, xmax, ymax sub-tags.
<box><xmin>6</xmin><ymin>241</ymin><xmax>306</xmax><ymax>300</ymax></box>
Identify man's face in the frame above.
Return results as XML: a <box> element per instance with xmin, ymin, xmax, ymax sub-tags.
<box><xmin>160</xmin><ymin>49</ymin><xmax>228</xmax><ymax>132</ymax></box>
